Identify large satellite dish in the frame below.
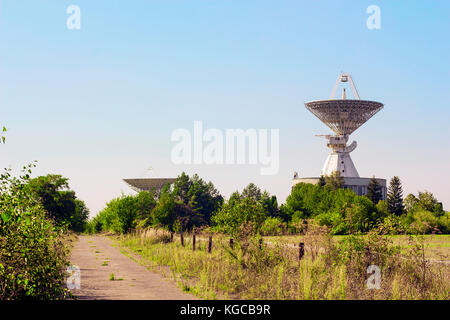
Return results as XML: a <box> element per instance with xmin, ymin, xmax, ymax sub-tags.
<box><xmin>304</xmin><ymin>73</ymin><xmax>384</xmax><ymax>178</ymax></box>
<box><xmin>305</xmin><ymin>99</ymin><xmax>383</xmax><ymax>136</ymax></box>
<box><xmin>123</xmin><ymin>178</ymin><xmax>176</xmax><ymax>193</ymax></box>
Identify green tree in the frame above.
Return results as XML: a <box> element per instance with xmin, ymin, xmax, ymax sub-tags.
<box><xmin>325</xmin><ymin>170</ymin><xmax>344</xmax><ymax>191</ymax></box>
<box><xmin>346</xmin><ymin>196</ymin><xmax>379</xmax><ymax>233</ymax></box>
<box><xmin>284</xmin><ymin>183</ymin><xmax>334</xmax><ymax>218</ymax></box>
<box><xmin>318</xmin><ymin>175</ymin><xmax>326</xmax><ymax>187</ymax></box>
<box><xmin>260</xmin><ymin>191</ymin><xmax>280</xmax><ymax>218</ymax></box>
<box><xmin>404</xmin><ymin>193</ymin><xmax>418</xmax><ymax>213</ymax></box>
<box><xmin>172</xmin><ymin>172</ymin><xmax>192</xmax><ymax>203</ymax></box>
<box><xmin>95</xmin><ymin>172</ymin><xmax>223</xmax><ymax>233</ymax></box>
<box><xmin>367</xmin><ymin>176</ymin><xmax>382</xmax><ymax>205</ymax></box>
<box><xmin>186</xmin><ymin>174</ymin><xmax>223</xmax><ymax>224</ymax></box>
<box><xmin>211</xmin><ymin>183</ymin><xmax>277</xmax><ymax>235</ymax></box>
<box><xmin>25</xmin><ymin>174</ymin><xmax>89</xmax><ymax>232</ymax></box>
<box><xmin>135</xmin><ymin>191</ymin><xmax>157</xmax><ymax>221</ymax></box>
<box><xmin>402</xmin><ymin>191</ymin><xmax>444</xmax><ymax>218</ymax></box>
<box><xmin>72</xmin><ymin>199</ymin><xmax>90</xmax><ymax>232</ymax></box>
<box><xmin>151</xmin><ymin>186</ymin><xmax>176</xmax><ymax>230</ymax></box>
<box><xmin>241</xmin><ymin>183</ymin><xmax>262</xmax><ymax>201</ymax></box>
<box><xmin>115</xmin><ymin>195</ymin><xmax>139</xmax><ymax>233</ymax></box>
<box><xmin>285</xmin><ymin>182</ymin><xmax>383</xmax><ymax>234</ymax></box>
<box><xmin>97</xmin><ymin>195</ymin><xmax>139</xmax><ymax>233</ymax></box>
<box><xmin>376</xmin><ymin>200</ymin><xmax>389</xmax><ymax>218</ymax></box>
<box><xmin>416</xmin><ymin>191</ymin><xmax>444</xmax><ymax>216</ymax></box>
<box><xmin>211</xmin><ymin>195</ymin><xmax>266</xmax><ymax>235</ymax></box>
<box><xmin>387</xmin><ymin>176</ymin><xmax>404</xmax><ymax>216</ymax></box>
<box><xmin>171</xmin><ymin>173</ymin><xmax>223</xmax><ymax>230</ymax></box>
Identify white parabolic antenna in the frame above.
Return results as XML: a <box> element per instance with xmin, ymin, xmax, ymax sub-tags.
<box><xmin>123</xmin><ymin>166</ymin><xmax>176</xmax><ymax>193</ymax></box>
<box><xmin>304</xmin><ymin>73</ymin><xmax>384</xmax><ymax>177</ymax></box>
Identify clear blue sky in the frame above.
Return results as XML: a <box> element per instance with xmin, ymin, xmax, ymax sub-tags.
<box><xmin>0</xmin><ymin>0</ymin><xmax>449</xmax><ymax>215</ymax></box>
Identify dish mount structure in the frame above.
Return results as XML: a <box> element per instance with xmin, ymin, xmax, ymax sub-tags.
<box><xmin>294</xmin><ymin>73</ymin><xmax>387</xmax><ymax>199</ymax></box>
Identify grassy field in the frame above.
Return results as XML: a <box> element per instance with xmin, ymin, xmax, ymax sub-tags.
<box><xmin>116</xmin><ymin>229</ymin><xmax>449</xmax><ymax>300</ymax></box>
<box><xmin>264</xmin><ymin>234</ymin><xmax>450</xmax><ymax>260</ymax></box>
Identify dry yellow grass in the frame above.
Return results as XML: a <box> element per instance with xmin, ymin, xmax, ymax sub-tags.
<box><xmin>116</xmin><ymin>227</ymin><xmax>449</xmax><ymax>300</ymax></box>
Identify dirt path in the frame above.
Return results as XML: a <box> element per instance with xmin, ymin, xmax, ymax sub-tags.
<box><xmin>69</xmin><ymin>235</ymin><xmax>197</xmax><ymax>300</ymax></box>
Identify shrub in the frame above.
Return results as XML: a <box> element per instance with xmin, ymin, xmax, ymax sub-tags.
<box><xmin>212</xmin><ymin>196</ymin><xmax>266</xmax><ymax>235</ymax></box>
<box><xmin>406</xmin><ymin>210</ymin><xmax>440</xmax><ymax>234</ymax></box>
<box><xmin>260</xmin><ymin>217</ymin><xmax>286</xmax><ymax>236</ymax></box>
<box><xmin>316</xmin><ymin>210</ymin><xmax>348</xmax><ymax>235</ymax></box>
<box><xmin>85</xmin><ymin>216</ymin><xmax>103</xmax><ymax>234</ymax></box>
<box><xmin>96</xmin><ymin>195</ymin><xmax>139</xmax><ymax>234</ymax></box>
<box><xmin>380</xmin><ymin>214</ymin><xmax>407</xmax><ymax>235</ymax></box>
<box><xmin>0</xmin><ymin>165</ymin><xmax>71</xmax><ymax>299</ymax></box>
<box><xmin>92</xmin><ymin>173</ymin><xmax>223</xmax><ymax>234</ymax></box>
<box><xmin>211</xmin><ymin>184</ymin><xmax>278</xmax><ymax>235</ymax></box>
<box><xmin>438</xmin><ymin>212</ymin><xmax>450</xmax><ymax>233</ymax></box>
<box><xmin>150</xmin><ymin>187</ymin><xmax>176</xmax><ymax>230</ymax></box>
<box><xmin>284</xmin><ymin>183</ymin><xmax>383</xmax><ymax>234</ymax></box>
<box><xmin>287</xmin><ymin>211</ymin><xmax>308</xmax><ymax>234</ymax></box>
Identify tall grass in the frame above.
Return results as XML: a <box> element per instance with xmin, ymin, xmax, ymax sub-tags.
<box><xmin>117</xmin><ymin>225</ymin><xmax>449</xmax><ymax>300</ymax></box>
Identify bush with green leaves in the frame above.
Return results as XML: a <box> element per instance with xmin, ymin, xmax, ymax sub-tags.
<box><xmin>149</xmin><ymin>185</ymin><xmax>176</xmax><ymax>230</ymax></box>
<box><xmin>379</xmin><ymin>214</ymin><xmax>407</xmax><ymax>235</ymax></box>
<box><xmin>211</xmin><ymin>184</ymin><xmax>278</xmax><ymax>235</ymax></box>
<box><xmin>96</xmin><ymin>194</ymin><xmax>139</xmax><ymax>234</ymax></box>
<box><xmin>212</xmin><ymin>194</ymin><xmax>266</xmax><ymax>235</ymax></box>
<box><xmin>92</xmin><ymin>174</ymin><xmax>448</xmax><ymax>235</ymax></box>
<box><xmin>404</xmin><ymin>210</ymin><xmax>440</xmax><ymax>234</ymax></box>
<box><xmin>283</xmin><ymin>183</ymin><xmax>381</xmax><ymax>234</ymax></box>
<box><xmin>84</xmin><ymin>216</ymin><xmax>103</xmax><ymax>234</ymax></box>
<box><xmin>93</xmin><ymin>173</ymin><xmax>223</xmax><ymax>234</ymax></box>
<box><xmin>260</xmin><ymin>217</ymin><xmax>286</xmax><ymax>236</ymax></box>
<box><xmin>0</xmin><ymin>165</ymin><xmax>71</xmax><ymax>299</ymax></box>
<box><xmin>93</xmin><ymin>189</ymin><xmax>159</xmax><ymax>234</ymax></box>
<box><xmin>25</xmin><ymin>174</ymin><xmax>89</xmax><ymax>232</ymax></box>
<box><xmin>438</xmin><ymin>211</ymin><xmax>450</xmax><ymax>233</ymax></box>
<box><xmin>401</xmin><ymin>190</ymin><xmax>447</xmax><ymax>234</ymax></box>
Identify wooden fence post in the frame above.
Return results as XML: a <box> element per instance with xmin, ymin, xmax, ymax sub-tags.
<box><xmin>303</xmin><ymin>220</ymin><xmax>308</xmax><ymax>234</ymax></box>
<box><xmin>181</xmin><ymin>233</ymin><xmax>184</xmax><ymax>247</ymax></box>
<box><xmin>208</xmin><ymin>236</ymin><xmax>212</xmax><ymax>253</ymax></box>
<box><xmin>365</xmin><ymin>246</ymin><xmax>371</xmax><ymax>270</ymax></box>
<box><xmin>170</xmin><ymin>232</ymin><xmax>174</xmax><ymax>242</ymax></box>
<box><xmin>192</xmin><ymin>234</ymin><xmax>196</xmax><ymax>251</ymax></box>
<box><xmin>229</xmin><ymin>238</ymin><xmax>234</xmax><ymax>249</ymax></box>
<box><xmin>299</xmin><ymin>242</ymin><xmax>305</xmax><ymax>260</ymax></box>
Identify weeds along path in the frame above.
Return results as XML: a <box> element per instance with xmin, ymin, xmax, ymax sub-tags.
<box><xmin>69</xmin><ymin>235</ymin><xmax>198</xmax><ymax>300</ymax></box>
